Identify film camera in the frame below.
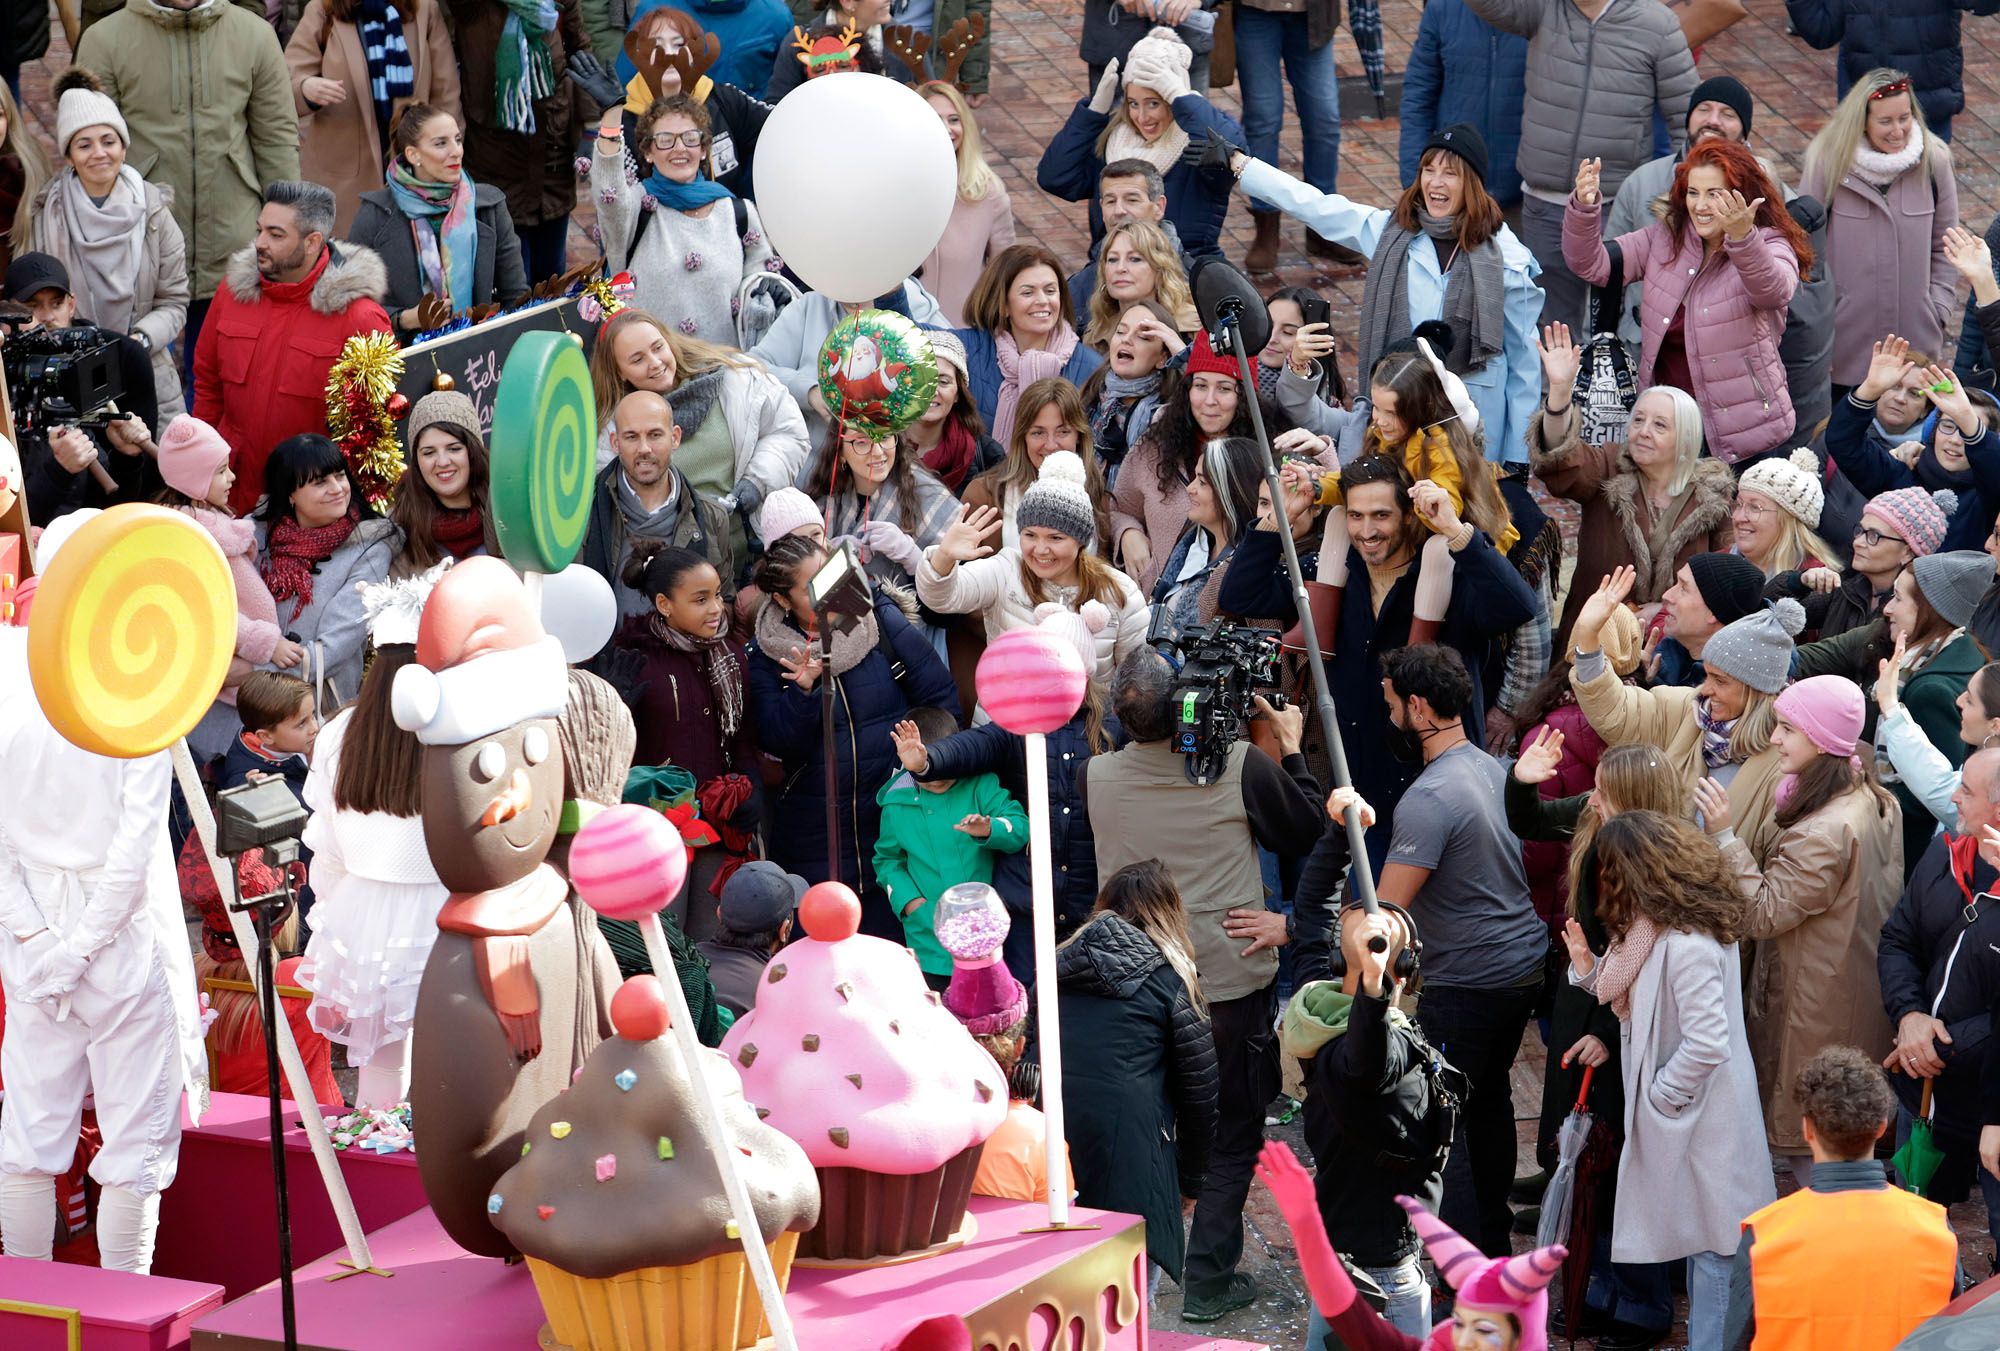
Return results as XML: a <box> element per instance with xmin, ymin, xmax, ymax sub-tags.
<box><xmin>1146</xmin><ymin>604</ymin><xmax>1288</xmax><ymax>785</ymax></box>
<box><xmin>1</xmin><ymin>319</ymin><xmax>126</xmax><ymax>436</ymax></box>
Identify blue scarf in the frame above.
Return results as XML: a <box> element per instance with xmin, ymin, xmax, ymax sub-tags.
<box><xmin>357</xmin><ymin>0</ymin><xmax>414</xmax><ymax>143</ymax></box>
<box><xmin>641</xmin><ymin>170</ymin><xmax>732</xmax><ymax>212</ymax></box>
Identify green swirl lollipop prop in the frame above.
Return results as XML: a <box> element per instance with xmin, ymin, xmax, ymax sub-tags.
<box><xmin>816</xmin><ymin>309</ymin><xmax>939</xmax><ymax>438</ymax></box>
<box><xmin>491</xmin><ymin>331</ymin><xmax>597</xmax><ymax>576</ymax></box>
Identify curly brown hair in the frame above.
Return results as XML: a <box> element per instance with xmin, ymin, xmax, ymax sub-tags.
<box><xmin>1592</xmin><ymin>810</ymin><xmax>1745</xmax><ymax>945</ymax></box>
<box><xmin>1793</xmin><ymin>1045</ymin><xmax>1895</xmax><ymax>1158</ymax></box>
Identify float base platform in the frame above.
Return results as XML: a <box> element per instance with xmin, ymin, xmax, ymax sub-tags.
<box><xmin>0</xmin><ymin>1256</ymin><xmax>225</xmax><ymax>1351</ymax></box>
<box><xmin>1151</xmin><ymin>1335</ymin><xmax>1270</xmax><ymax>1351</ymax></box>
<box><xmin>153</xmin><ymin>1093</ymin><xmax>426</xmax><ymax>1299</ymax></box>
<box><xmin>192</xmin><ymin>1196</ymin><xmax>1154</xmax><ymax>1350</ymax></box>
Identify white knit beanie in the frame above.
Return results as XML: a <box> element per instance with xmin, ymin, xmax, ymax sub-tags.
<box><xmin>56</xmin><ymin>86</ymin><xmax>129</xmax><ymax>157</ymax></box>
<box><xmin>1015</xmin><ymin>451</ymin><xmax>1097</xmax><ymax>546</ymax></box>
<box><xmin>1122</xmin><ymin>27</ymin><xmax>1192</xmax><ymax>90</ymax></box>
<box><xmin>1736</xmin><ymin>448</ymin><xmax>1824</xmax><ymax>528</ymax></box>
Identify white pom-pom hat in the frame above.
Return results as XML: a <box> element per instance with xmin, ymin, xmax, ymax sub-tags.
<box><xmin>1014</xmin><ymin>450</ymin><xmax>1097</xmax><ymax>546</ymax></box>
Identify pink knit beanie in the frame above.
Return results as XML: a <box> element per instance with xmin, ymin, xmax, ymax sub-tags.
<box><xmin>756</xmin><ymin>487</ymin><xmax>823</xmax><ymax>548</ymax></box>
<box><xmin>1774</xmin><ymin>674</ymin><xmax>1865</xmax><ymax>758</ymax></box>
<box><xmin>157</xmin><ymin>415</ymin><xmax>232</xmax><ymax>502</ymax></box>
<box><xmin>1864</xmin><ymin>487</ymin><xmax>1958</xmax><ymax>557</ymax></box>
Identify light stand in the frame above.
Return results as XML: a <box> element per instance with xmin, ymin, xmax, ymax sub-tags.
<box><xmin>1192</xmin><ymin>259</ymin><xmax>1379</xmax><ymax>914</ymax></box>
<box><xmin>808</xmin><ymin>543</ymin><xmax>876</xmax><ymax>884</ymax></box>
<box><xmin>216</xmin><ymin>777</ymin><xmax>310</xmax><ymax>1351</ymax></box>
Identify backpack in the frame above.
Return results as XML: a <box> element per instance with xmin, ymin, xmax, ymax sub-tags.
<box><xmin>1373</xmin><ymin>1019</ymin><xmax>1468</xmax><ymax>1178</ymax></box>
<box><xmin>1577</xmin><ymin>239</ymin><xmax>1637</xmax><ymax>444</ymax></box>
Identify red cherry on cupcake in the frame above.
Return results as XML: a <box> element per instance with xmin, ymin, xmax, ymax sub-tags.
<box><xmin>611</xmin><ymin>975</ymin><xmax>672</xmax><ymax>1040</ymax></box>
<box><xmin>799</xmin><ymin>882</ymin><xmax>862</xmax><ymax>942</ymax></box>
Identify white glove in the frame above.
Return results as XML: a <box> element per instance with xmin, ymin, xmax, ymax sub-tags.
<box><xmin>860</xmin><ymin>519</ymin><xmax>925</xmax><ymax>573</ymax></box>
<box><xmin>1089</xmin><ymin>59</ymin><xmax>1122</xmax><ymax>114</ymax></box>
<box><xmin>1126</xmin><ymin>52</ymin><xmax>1190</xmax><ymax>104</ymax></box>
<box><xmin>23</xmin><ymin>938</ymin><xmax>91</xmax><ymax>1004</ymax></box>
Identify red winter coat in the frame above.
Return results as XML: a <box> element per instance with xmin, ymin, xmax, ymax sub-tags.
<box><xmin>1563</xmin><ymin>196</ymin><xmax>1800</xmax><ymax>465</ymax></box>
<box><xmin>194</xmin><ymin>241</ymin><xmax>390</xmax><ymax>514</ymax></box>
<box><xmin>1519</xmin><ymin>696</ymin><xmax>1606</xmax><ymax>928</ymax></box>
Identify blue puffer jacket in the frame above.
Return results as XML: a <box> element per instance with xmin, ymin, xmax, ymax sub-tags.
<box><xmin>1036</xmin><ymin>94</ymin><xmax>1244</xmax><ymax>257</ymax></box>
<box><xmin>1397</xmin><ymin>0</ymin><xmax>1527</xmax><ymax>207</ymax></box>
<box><xmin>917</xmin><ymin>708</ymin><xmax>1126</xmax><ymax>967</ymax></box>
<box><xmin>951</xmin><ymin>326</ymin><xmax>1106</xmax><ymax>434</ymax></box>
<box><xmin>745</xmin><ymin>592</ymin><xmax>960</xmax><ymax>934</ymax></box>
<box><xmin>1786</xmin><ymin>0</ymin><xmax>2000</xmax><ymax>130</ymax></box>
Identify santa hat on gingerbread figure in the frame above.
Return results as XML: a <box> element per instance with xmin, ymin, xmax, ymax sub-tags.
<box><xmin>391</xmin><ymin>556</ymin><xmax>569</xmax><ymax>747</ymax></box>
<box><xmin>1401</xmin><ymin>1196</ymin><xmax>1564</xmax><ymax>1351</ymax></box>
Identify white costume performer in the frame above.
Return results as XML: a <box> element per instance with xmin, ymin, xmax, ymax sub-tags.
<box><xmin>0</xmin><ymin>626</ymin><xmax>205</xmax><ymax>1273</ymax></box>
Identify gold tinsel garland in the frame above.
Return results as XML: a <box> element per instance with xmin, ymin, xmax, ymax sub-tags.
<box><xmin>325</xmin><ymin>332</ymin><xmax>409</xmax><ymax>508</ymax></box>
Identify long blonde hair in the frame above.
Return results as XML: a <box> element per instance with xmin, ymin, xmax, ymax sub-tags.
<box><xmin>1</xmin><ymin>81</ymin><xmax>52</xmax><ymax>257</ymax></box>
<box><xmin>1083</xmin><ymin>219</ymin><xmax>1198</xmax><ymax>351</ymax></box>
<box><xmin>1804</xmin><ymin>68</ymin><xmax>1940</xmax><ymax>189</ymax></box>
<box><xmin>919</xmin><ymin>80</ymin><xmax>1000</xmax><ymax>204</ymax></box>
<box><xmin>588</xmin><ymin>308</ymin><xmax>757</xmax><ymax>425</ymax></box>
<box><xmin>1565</xmin><ymin>743</ymin><xmax>1686</xmax><ymax>916</ymax></box>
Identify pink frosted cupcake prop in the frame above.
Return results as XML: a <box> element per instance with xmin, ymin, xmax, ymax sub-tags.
<box><xmin>720</xmin><ymin>883</ymin><xmax>1007</xmax><ymax>1261</ymax></box>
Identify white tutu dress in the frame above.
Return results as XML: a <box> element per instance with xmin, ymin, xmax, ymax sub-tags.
<box><xmin>296</xmin><ymin>707</ymin><xmax>447</xmax><ymax>1065</ymax></box>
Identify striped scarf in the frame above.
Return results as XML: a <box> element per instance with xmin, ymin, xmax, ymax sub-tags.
<box><xmin>496</xmin><ymin>0</ymin><xmax>558</xmax><ymax>135</ymax></box>
<box><xmin>357</xmin><ymin>0</ymin><xmax>414</xmax><ymax>143</ymax></box>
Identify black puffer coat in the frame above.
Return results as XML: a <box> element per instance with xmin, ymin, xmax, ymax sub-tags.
<box><xmin>1048</xmin><ymin>913</ymin><xmax>1217</xmax><ymax>1278</ymax></box>
<box><xmin>1787</xmin><ymin>0</ymin><xmax>2000</xmax><ymax>129</ymax></box>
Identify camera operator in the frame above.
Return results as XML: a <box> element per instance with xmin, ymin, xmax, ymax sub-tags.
<box><xmin>1077</xmin><ymin>646</ymin><xmax>1326</xmax><ymax>1321</ymax></box>
<box><xmin>3</xmin><ymin>253</ymin><xmax>160</xmax><ymax>524</ymax></box>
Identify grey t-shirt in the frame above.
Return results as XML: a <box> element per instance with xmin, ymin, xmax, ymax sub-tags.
<box><xmin>1387</xmin><ymin>742</ymin><xmax>1546</xmax><ymax>990</ymax></box>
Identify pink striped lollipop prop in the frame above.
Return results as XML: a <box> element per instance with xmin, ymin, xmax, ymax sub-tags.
<box><xmin>568</xmin><ymin>804</ymin><xmax>687</xmax><ymax>919</ymax></box>
<box><xmin>567</xmin><ymin>803</ymin><xmax>798</xmax><ymax>1348</ymax></box>
<box><xmin>973</xmin><ymin>606</ymin><xmax>1097</xmax><ymax>1226</ymax></box>
<box><xmin>975</xmin><ymin>623</ymin><xmax>1088</xmax><ymax>733</ymax></box>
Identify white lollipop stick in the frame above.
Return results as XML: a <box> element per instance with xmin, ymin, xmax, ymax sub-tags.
<box><xmin>1024</xmin><ymin>730</ymin><xmax>1069</xmax><ymax>1227</ymax></box>
<box><xmin>634</xmin><ymin>914</ymin><xmax>797</xmax><ymax>1351</ymax></box>
<box><xmin>172</xmin><ymin>740</ymin><xmax>383</xmax><ymax>1277</ymax></box>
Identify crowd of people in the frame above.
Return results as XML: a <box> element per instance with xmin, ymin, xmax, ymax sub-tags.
<box><xmin>5</xmin><ymin>0</ymin><xmax>2000</xmax><ymax>1345</ymax></box>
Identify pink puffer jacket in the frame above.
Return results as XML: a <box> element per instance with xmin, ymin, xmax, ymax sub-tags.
<box><xmin>1563</xmin><ymin>196</ymin><xmax>1800</xmax><ymax>464</ymax></box>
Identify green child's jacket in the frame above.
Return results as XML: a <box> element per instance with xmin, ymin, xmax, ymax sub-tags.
<box><xmin>873</xmin><ymin>769</ymin><xmax>1027</xmax><ymax>975</ymax></box>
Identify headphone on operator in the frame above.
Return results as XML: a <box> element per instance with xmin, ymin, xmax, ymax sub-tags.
<box><xmin>1327</xmin><ymin>898</ymin><xmax>1423</xmax><ymax>984</ymax></box>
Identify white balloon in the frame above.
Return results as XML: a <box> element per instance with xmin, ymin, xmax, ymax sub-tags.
<box><xmin>539</xmin><ymin>563</ymin><xmax>617</xmax><ymax>664</ymax></box>
<box><xmin>752</xmin><ymin>73</ymin><xmax>958</xmax><ymax>303</ymax></box>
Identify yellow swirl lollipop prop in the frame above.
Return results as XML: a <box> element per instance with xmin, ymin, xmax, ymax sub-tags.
<box><xmin>27</xmin><ymin>504</ymin><xmax>236</xmax><ymax>758</ymax></box>
<box><xmin>491</xmin><ymin>331</ymin><xmax>597</xmax><ymax>574</ymax></box>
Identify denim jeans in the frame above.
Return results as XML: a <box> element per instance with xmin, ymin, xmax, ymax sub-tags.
<box><xmin>1304</xmin><ymin>1256</ymin><xmax>1431</xmax><ymax>1348</ymax></box>
<box><xmin>1234</xmin><ymin>7</ymin><xmax>1340</xmax><ymax>209</ymax></box>
<box><xmin>1684</xmin><ymin>1250</ymin><xmax>1733</xmax><ymax>1351</ymax></box>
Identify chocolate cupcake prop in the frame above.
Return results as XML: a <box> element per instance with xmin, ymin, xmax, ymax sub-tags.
<box><xmin>721</xmin><ymin>882</ymin><xmax>1008</xmax><ymax>1262</ymax></box>
<box><xmin>491</xmin><ymin>975</ymin><xmax>818</xmax><ymax>1351</ymax></box>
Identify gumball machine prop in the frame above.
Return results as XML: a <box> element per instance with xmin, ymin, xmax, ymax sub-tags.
<box><xmin>569</xmin><ymin>806</ymin><xmax>798</xmax><ymax>1351</ymax></box>
<box><xmin>975</xmin><ymin>625</ymin><xmax>1089</xmax><ymax>1228</ymax></box>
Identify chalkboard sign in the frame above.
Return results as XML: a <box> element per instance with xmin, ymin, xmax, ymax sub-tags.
<box><xmin>395</xmin><ymin>299</ymin><xmax>599</xmax><ymax>439</ymax></box>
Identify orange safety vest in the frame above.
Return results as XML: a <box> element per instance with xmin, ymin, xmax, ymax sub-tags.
<box><xmin>1742</xmin><ymin>1183</ymin><xmax>1956</xmax><ymax>1351</ymax></box>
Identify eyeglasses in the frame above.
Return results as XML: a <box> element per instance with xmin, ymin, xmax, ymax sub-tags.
<box><xmin>840</xmin><ymin>437</ymin><xmax>891</xmax><ymax>457</ymax></box>
<box><xmin>1733</xmin><ymin>499</ymin><xmax>1774</xmax><ymax>519</ymax></box>
<box><xmin>647</xmin><ymin>130</ymin><xmax>705</xmax><ymax>151</ymax></box>
<box><xmin>1939</xmin><ymin>418</ymin><xmax>1963</xmax><ymax>437</ymax></box>
<box><xmin>1854</xmin><ymin>526</ymin><xmax>1891</xmax><ymax>547</ymax></box>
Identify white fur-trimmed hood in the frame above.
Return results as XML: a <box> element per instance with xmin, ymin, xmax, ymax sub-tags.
<box><xmin>222</xmin><ymin>240</ymin><xmax>389</xmax><ymax>314</ymax></box>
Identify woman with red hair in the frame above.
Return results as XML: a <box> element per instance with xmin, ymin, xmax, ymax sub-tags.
<box><xmin>1564</xmin><ymin>139</ymin><xmax>1812</xmax><ymax>467</ymax></box>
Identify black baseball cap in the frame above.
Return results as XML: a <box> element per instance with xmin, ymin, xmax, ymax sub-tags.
<box><xmin>5</xmin><ymin>253</ymin><xmax>71</xmax><ymax>304</ymax></box>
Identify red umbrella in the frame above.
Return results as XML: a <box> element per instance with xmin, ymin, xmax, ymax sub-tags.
<box><xmin>1536</xmin><ymin>1065</ymin><xmax>1619</xmax><ymax>1341</ymax></box>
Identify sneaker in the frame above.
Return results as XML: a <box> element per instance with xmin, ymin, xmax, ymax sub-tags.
<box><xmin>1592</xmin><ymin>1321</ymin><xmax>1670</xmax><ymax>1351</ymax></box>
<box><xmin>1509</xmin><ymin>1169</ymin><xmax>1549</xmax><ymax>1204</ymax></box>
<box><xmin>1265</xmin><ymin>1096</ymin><xmax>1301</xmax><ymax>1127</ymax></box>
<box><xmin>1182</xmin><ymin>1272</ymin><xmax>1259</xmax><ymax>1323</ymax></box>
